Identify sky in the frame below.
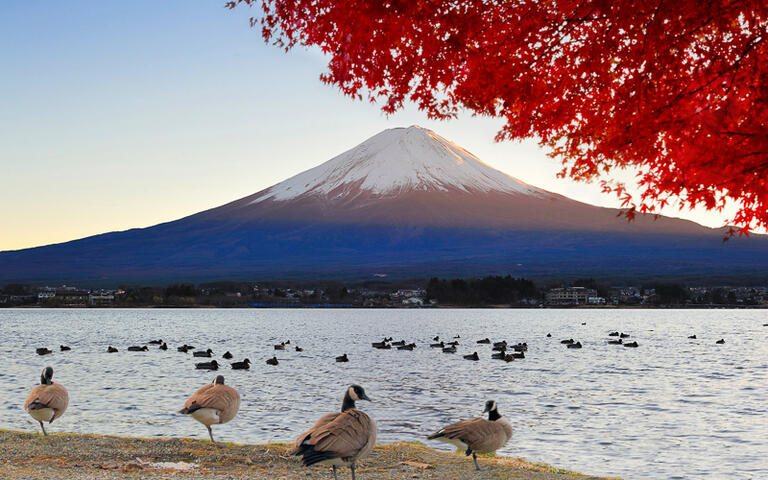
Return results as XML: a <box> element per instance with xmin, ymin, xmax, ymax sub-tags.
<box><xmin>0</xmin><ymin>1</ymin><xmax>738</xmax><ymax>252</ymax></box>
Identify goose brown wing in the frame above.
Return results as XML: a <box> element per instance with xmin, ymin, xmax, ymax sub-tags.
<box><xmin>184</xmin><ymin>384</ymin><xmax>239</xmax><ymax>414</ymax></box>
<box><xmin>302</xmin><ymin>410</ymin><xmax>374</xmax><ymax>459</ymax></box>
<box><xmin>431</xmin><ymin>418</ymin><xmax>506</xmax><ymax>452</ymax></box>
<box><xmin>24</xmin><ymin>384</ymin><xmax>69</xmax><ymax>420</ymax></box>
<box><xmin>291</xmin><ymin>412</ymin><xmax>341</xmax><ymax>454</ymax></box>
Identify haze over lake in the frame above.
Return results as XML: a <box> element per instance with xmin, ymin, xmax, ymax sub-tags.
<box><xmin>1</xmin><ymin>308</ymin><xmax>766</xmax><ymax>480</ymax></box>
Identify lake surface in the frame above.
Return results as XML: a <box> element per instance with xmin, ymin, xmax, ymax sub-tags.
<box><xmin>1</xmin><ymin>308</ymin><xmax>766</xmax><ymax>479</ymax></box>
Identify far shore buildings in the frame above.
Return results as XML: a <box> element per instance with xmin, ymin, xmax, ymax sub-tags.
<box><xmin>546</xmin><ymin>287</ymin><xmax>604</xmax><ymax>305</ymax></box>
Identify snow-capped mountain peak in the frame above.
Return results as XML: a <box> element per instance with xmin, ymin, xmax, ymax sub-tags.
<box><xmin>251</xmin><ymin>125</ymin><xmax>547</xmax><ymax>203</ymax></box>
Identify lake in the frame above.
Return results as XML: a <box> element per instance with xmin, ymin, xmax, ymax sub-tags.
<box><xmin>1</xmin><ymin>308</ymin><xmax>765</xmax><ymax>479</ymax></box>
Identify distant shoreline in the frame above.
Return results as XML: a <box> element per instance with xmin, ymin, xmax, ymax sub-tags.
<box><xmin>3</xmin><ymin>304</ymin><xmax>767</xmax><ymax>309</ymax></box>
<box><xmin>0</xmin><ymin>429</ymin><xmax>613</xmax><ymax>479</ymax></box>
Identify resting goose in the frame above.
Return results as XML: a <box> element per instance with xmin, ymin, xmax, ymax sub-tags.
<box><xmin>427</xmin><ymin>400</ymin><xmax>512</xmax><ymax>471</ymax></box>
<box><xmin>292</xmin><ymin>385</ymin><xmax>375</xmax><ymax>480</ymax></box>
<box><xmin>24</xmin><ymin>367</ymin><xmax>69</xmax><ymax>436</ymax></box>
<box><xmin>179</xmin><ymin>375</ymin><xmax>240</xmax><ymax>442</ymax></box>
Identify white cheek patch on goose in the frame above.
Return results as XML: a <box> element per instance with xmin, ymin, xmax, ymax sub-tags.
<box><xmin>349</xmin><ymin>387</ymin><xmax>360</xmax><ymax>401</ymax></box>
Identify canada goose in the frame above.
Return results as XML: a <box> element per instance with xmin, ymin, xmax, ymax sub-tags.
<box><xmin>427</xmin><ymin>400</ymin><xmax>512</xmax><ymax>471</ymax></box>
<box><xmin>391</xmin><ymin>340</ymin><xmax>406</xmax><ymax>347</ymax></box>
<box><xmin>159</xmin><ymin>343</ymin><xmax>168</xmax><ymax>351</ymax></box>
<box><xmin>397</xmin><ymin>344</ymin><xmax>415</xmax><ymax>351</ymax></box>
<box><xmin>560</xmin><ymin>339</ymin><xmax>574</xmax><ymax>344</ymax></box>
<box><xmin>464</xmin><ymin>352</ymin><xmax>479</xmax><ymax>361</ymax></box>
<box><xmin>442</xmin><ymin>346</ymin><xmax>457</xmax><ymax>353</ymax></box>
<box><xmin>178</xmin><ymin>345</ymin><xmax>194</xmax><ymax>353</ymax></box>
<box><xmin>623</xmin><ymin>341</ymin><xmax>639</xmax><ymax>348</ymax></box>
<box><xmin>688</xmin><ymin>335</ymin><xmax>697</xmax><ymax>339</ymax></box>
<box><xmin>336</xmin><ymin>354</ymin><xmax>349</xmax><ymax>363</ymax></box>
<box><xmin>292</xmin><ymin>385</ymin><xmax>375</xmax><ymax>480</ymax></box>
<box><xmin>36</xmin><ymin>348</ymin><xmax>52</xmax><ymax>356</ymax></box>
<box><xmin>107</xmin><ymin>346</ymin><xmax>118</xmax><ymax>353</ymax></box>
<box><xmin>59</xmin><ymin>345</ymin><xmax>71</xmax><ymax>352</ymax></box>
<box><xmin>148</xmin><ymin>339</ymin><xmax>163</xmax><ymax>345</ymax></box>
<box><xmin>295</xmin><ymin>346</ymin><xmax>303</xmax><ymax>352</ymax></box>
<box><xmin>608</xmin><ymin>332</ymin><xmax>620</xmax><ymax>337</ymax></box>
<box><xmin>24</xmin><ymin>367</ymin><xmax>68</xmax><ymax>436</ymax></box>
<box><xmin>433</xmin><ymin>336</ymin><xmax>440</xmax><ymax>341</ymax></box>
<box><xmin>179</xmin><ymin>375</ymin><xmax>240</xmax><ymax>442</ymax></box>
<box><xmin>193</xmin><ymin>349</ymin><xmax>213</xmax><ymax>357</ymax></box>
<box><xmin>196</xmin><ymin>360</ymin><xmax>219</xmax><ymax>370</ymax></box>
<box><xmin>430</xmin><ymin>341</ymin><xmax>445</xmax><ymax>348</ymax></box>
<box><xmin>619</xmin><ymin>333</ymin><xmax>630</xmax><ymax>338</ymax></box>
<box><xmin>567</xmin><ymin>342</ymin><xmax>582</xmax><ymax>349</ymax></box>
<box><xmin>476</xmin><ymin>338</ymin><xmax>491</xmax><ymax>344</ymax></box>
<box><xmin>274</xmin><ymin>342</ymin><xmax>286</xmax><ymax>350</ymax></box>
<box><xmin>222</xmin><ymin>351</ymin><xmax>233</xmax><ymax>359</ymax></box>
<box><xmin>716</xmin><ymin>339</ymin><xmax>725</xmax><ymax>344</ymax></box>
<box><xmin>231</xmin><ymin>359</ymin><xmax>251</xmax><ymax>370</ymax></box>
<box><xmin>266</xmin><ymin>356</ymin><xmax>279</xmax><ymax>366</ymax></box>
<box><xmin>127</xmin><ymin>346</ymin><xmax>148</xmax><ymax>352</ymax></box>
<box><xmin>608</xmin><ymin>338</ymin><xmax>623</xmax><ymax>345</ymax></box>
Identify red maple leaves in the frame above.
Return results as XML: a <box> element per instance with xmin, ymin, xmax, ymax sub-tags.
<box><xmin>227</xmin><ymin>0</ymin><xmax>768</xmax><ymax>234</ymax></box>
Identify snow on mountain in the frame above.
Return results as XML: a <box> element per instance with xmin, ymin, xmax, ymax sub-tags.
<box><xmin>251</xmin><ymin>125</ymin><xmax>549</xmax><ymax>203</ymax></box>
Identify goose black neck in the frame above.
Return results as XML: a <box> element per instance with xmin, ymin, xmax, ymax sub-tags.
<box><xmin>488</xmin><ymin>408</ymin><xmax>501</xmax><ymax>421</ymax></box>
<box><xmin>341</xmin><ymin>393</ymin><xmax>356</xmax><ymax>412</ymax></box>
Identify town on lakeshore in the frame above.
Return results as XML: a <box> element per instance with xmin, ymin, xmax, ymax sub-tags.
<box><xmin>2</xmin><ymin>279</ymin><xmax>767</xmax><ymax>308</ymax></box>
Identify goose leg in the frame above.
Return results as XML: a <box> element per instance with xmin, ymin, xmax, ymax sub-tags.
<box><xmin>332</xmin><ymin>465</ymin><xmax>338</xmax><ymax>480</ymax></box>
<box><xmin>350</xmin><ymin>463</ymin><xmax>356</xmax><ymax>480</ymax></box>
<box><xmin>472</xmin><ymin>453</ymin><xmax>483</xmax><ymax>471</ymax></box>
<box><xmin>39</xmin><ymin>421</ymin><xmax>47</xmax><ymax>436</ymax></box>
<box><xmin>207</xmin><ymin>425</ymin><xmax>215</xmax><ymax>443</ymax></box>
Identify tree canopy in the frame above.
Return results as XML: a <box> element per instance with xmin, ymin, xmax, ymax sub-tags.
<box><xmin>227</xmin><ymin>0</ymin><xmax>767</xmax><ymax>234</ymax></box>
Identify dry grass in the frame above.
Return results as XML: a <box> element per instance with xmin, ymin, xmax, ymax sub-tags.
<box><xmin>0</xmin><ymin>429</ymin><xmax>618</xmax><ymax>479</ymax></box>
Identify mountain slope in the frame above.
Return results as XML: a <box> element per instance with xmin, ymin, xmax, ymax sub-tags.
<box><xmin>2</xmin><ymin>126</ymin><xmax>767</xmax><ymax>285</ymax></box>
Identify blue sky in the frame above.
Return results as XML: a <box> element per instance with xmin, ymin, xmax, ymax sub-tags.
<box><xmin>0</xmin><ymin>1</ymin><xmax>735</xmax><ymax>251</ymax></box>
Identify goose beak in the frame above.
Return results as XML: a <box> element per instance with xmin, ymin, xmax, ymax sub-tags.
<box><xmin>360</xmin><ymin>393</ymin><xmax>372</xmax><ymax>401</ymax></box>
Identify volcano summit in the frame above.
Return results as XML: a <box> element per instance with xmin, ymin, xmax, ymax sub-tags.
<box><xmin>2</xmin><ymin>126</ymin><xmax>767</xmax><ymax>285</ymax></box>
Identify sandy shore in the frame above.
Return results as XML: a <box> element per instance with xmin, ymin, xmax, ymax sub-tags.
<box><xmin>0</xmin><ymin>430</ymin><xmax>616</xmax><ymax>479</ymax></box>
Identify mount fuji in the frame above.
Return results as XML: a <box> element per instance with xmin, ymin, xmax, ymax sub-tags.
<box><xmin>2</xmin><ymin>126</ymin><xmax>767</xmax><ymax>285</ymax></box>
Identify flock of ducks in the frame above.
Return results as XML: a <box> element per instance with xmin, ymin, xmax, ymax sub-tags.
<box><xmin>23</xmin><ymin>367</ymin><xmax>512</xmax><ymax>479</ymax></box>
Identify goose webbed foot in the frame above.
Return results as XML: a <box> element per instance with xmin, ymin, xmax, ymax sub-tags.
<box><xmin>350</xmin><ymin>463</ymin><xmax>357</xmax><ymax>480</ymax></box>
<box><xmin>472</xmin><ymin>453</ymin><xmax>485</xmax><ymax>471</ymax></box>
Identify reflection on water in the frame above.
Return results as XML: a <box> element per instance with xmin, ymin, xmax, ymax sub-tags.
<box><xmin>1</xmin><ymin>308</ymin><xmax>766</xmax><ymax>479</ymax></box>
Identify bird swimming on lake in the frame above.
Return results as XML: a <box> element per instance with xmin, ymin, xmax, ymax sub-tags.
<box><xmin>567</xmin><ymin>341</ymin><xmax>582</xmax><ymax>349</ymax></box>
<box><xmin>546</xmin><ymin>333</ymin><xmax>552</xmax><ymax>337</ymax></box>
<box><xmin>179</xmin><ymin>375</ymin><xmax>240</xmax><ymax>443</ymax></box>
<box><xmin>560</xmin><ymin>339</ymin><xmax>574</xmax><ymax>344</ymax></box>
<box><xmin>195</xmin><ymin>360</ymin><xmax>219</xmax><ymax>370</ymax></box>
<box><xmin>619</xmin><ymin>333</ymin><xmax>630</xmax><ymax>338</ymax></box>
<box><xmin>36</xmin><ymin>348</ymin><xmax>52</xmax><ymax>355</ymax></box>
<box><xmin>193</xmin><ymin>348</ymin><xmax>213</xmax><ymax>357</ymax></box>
<box><xmin>292</xmin><ymin>385</ymin><xmax>375</xmax><ymax>480</ymax></box>
<box><xmin>623</xmin><ymin>341</ymin><xmax>639</xmax><ymax>348</ymax></box>
<box><xmin>432</xmin><ymin>336</ymin><xmax>440</xmax><ymax>341</ymax></box>
<box><xmin>148</xmin><ymin>339</ymin><xmax>163</xmax><ymax>345</ymax></box>
<box><xmin>688</xmin><ymin>335</ymin><xmax>697</xmax><ymax>339</ymax></box>
<box><xmin>510</xmin><ymin>351</ymin><xmax>525</xmax><ymax>358</ymax></box>
<box><xmin>159</xmin><ymin>342</ymin><xmax>168</xmax><ymax>350</ymax></box>
<box><xmin>491</xmin><ymin>351</ymin><xmax>506</xmax><ymax>360</ymax></box>
<box><xmin>274</xmin><ymin>342</ymin><xmax>286</xmax><ymax>350</ymax></box>
<box><xmin>59</xmin><ymin>345</ymin><xmax>71</xmax><ymax>352</ymax></box>
<box><xmin>430</xmin><ymin>341</ymin><xmax>445</xmax><ymax>348</ymax></box>
<box><xmin>107</xmin><ymin>346</ymin><xmax>118</xmax><ymax>353</ymax></box>
<box><xmin>608</xmin><ymin>338</ymin><xmax>623</xmax><ymax>345</ymax></box>
<box><xmin>266</xmin><ymin>356</ymin><xmax>279</xmax><ymax>366</ymax></box>
<box><xmin>178</xmin><ymin>344</ymin><xmax>194</xmax><ymax>353</ymax></box>
<box><xmin>442</xmin><ymin>346</ymin><xmax>457</xmax><ymax>353</ymax></box>
<box><xmin>397</xmin><ymin>343</ymin><xmax>415</xmax><ymax>351</ymax></box>
<box><xmin>24</xmin><ymin>367</ymin><xmax>68</xmax><ymax>436</ymax></box>
<box><xmin>503</xmin><ymin>354</ymin><xmax>516</xmax><ymax>362</ymax></box>
<box><xmin>391</xmin><ymin>340</ymin><xmax>406</xmax><ymax>347</ymax></box>
<box><xmin>295</xmin><ymin>346</ymin><xmax>303</xmax><ymax>352</ymax></box>
<box><xmin>464</xmin><ymin>352</ymin><xmax>479</xmax><ymax>361</ymax></box>
<box><xmin>608</xmin><ymin>332</ymin><xmax>620</xmax><ymax>337</ymax></box>
<box><xmin>222</xmin><ymin>351</ymin><xmax>233</xmax><ymax>359</ymax></box>
<box><xmin>127</xmin><ymin>346</ymin><xmax>148</xmax><ymax>352</ymax></box>
<box><xmin>477</xmin><ymin>338</ymin><xmax>491</xmax><ymax>344</ymax></box>
<box><xmin>336</xmin><ymin>354</ymin><xmax>349</xmax><ymax>363</ymax></box>
<box><xmin>427</xmin><ymin>400</ymin><xmax>512</xmax><ymax>471</ymax></box>
<box><xmin>231</xmin><ymin>359</ymin><xmax>251</xmax><ymax>370</ymax></box>
<box><xmin>716</xmin><ymin>339</ymin><xmax>725</xmax><ymax>344</ymax></box>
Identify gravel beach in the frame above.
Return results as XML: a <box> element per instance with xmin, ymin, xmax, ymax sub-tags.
<box><xmin>0</xmin><ymin>430</ymin><xmax>615</xmax><ymax>479</ymax></box>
